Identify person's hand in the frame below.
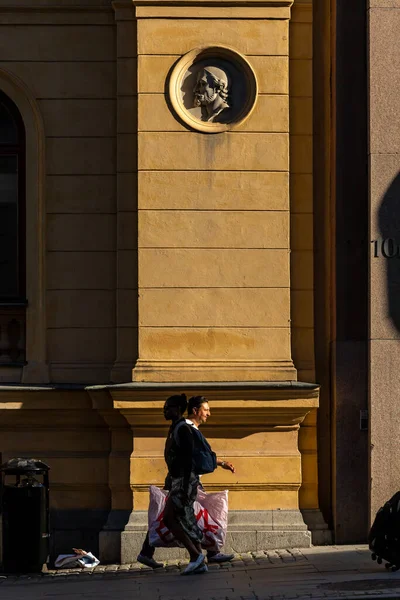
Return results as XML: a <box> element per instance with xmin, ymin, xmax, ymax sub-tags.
<box><xmin>221</xmin><ymin>461</ymin><xmax>235</xmax><ymax>473</ymax></box>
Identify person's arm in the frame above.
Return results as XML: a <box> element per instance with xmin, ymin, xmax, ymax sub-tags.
<box><xmin>216</xmin><ymin>458</ymin><xmax>235</xmax><ymax>473</ymax></box>
<box><xmin>176</xmin><ymin>424</ymin><xmax>194</xmax><ymax>492</ymax></box>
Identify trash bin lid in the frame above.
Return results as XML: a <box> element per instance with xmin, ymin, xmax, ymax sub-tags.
<box><xmin>0</xmin><ymin>458</ymin><xmax>50</xmax><ymax>474</ymax></box>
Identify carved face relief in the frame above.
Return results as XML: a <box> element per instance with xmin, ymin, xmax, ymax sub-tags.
<box><xmin>168</xmin><ymin>46</ymin><xmax>258</xmax><ymax>133</ymax></box>
<box><xmin>193</xmin><ymin>66</ymin><xmax>231</xmax><ymax>122</ymax></box>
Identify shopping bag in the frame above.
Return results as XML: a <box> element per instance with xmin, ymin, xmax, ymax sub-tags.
<box><xmin>148</xmin><ymin>485</ymin><xmax>228</xmax><ymax>551</ymax></box>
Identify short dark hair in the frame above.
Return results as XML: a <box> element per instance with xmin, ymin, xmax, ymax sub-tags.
<box><xmin>188</xmin><ymin>396</ymin><xmax>208</xmax><ymax>416</ymax></box>
<box><xmin>166</xmin><ymin>394</ymin><xmax>187</xmax><ymax>414</ymax></box>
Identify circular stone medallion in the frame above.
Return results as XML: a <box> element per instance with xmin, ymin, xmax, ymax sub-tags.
<box><xmin>168</xmin><ymin>45</ymin><xmax>258</xmax><ymax>133</ymax></box>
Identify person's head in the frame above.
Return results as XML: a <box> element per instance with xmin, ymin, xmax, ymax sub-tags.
<box><xmin>163</xmin><ymin>394</ymin><xmax>187</xmax><ymax>422</ymax></box>
<box><xmin>187</xmin><ymin>396</ymin><xmax>211</xmax><ymax>426</ymax></box>
<box><xmin>193</xmin><ymin>66</ymin><xmax>230</xmax><ymax>110</ymax></box>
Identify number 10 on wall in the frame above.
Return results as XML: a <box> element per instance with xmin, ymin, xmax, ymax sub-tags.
<box><xmin>371</xmin><ymin>238</ymin><xmax>400</xmax><ymax>258</ymax></box>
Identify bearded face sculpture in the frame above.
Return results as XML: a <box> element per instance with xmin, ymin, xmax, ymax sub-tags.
<box><xmin>193</xmin><ymin>66</ymin><xmax>231</xmax><ymax>122</ymax></box>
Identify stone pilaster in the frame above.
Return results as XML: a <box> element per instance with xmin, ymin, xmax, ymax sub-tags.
<box><xmin>111</xmin><ymin>1</ymin><xmax>139</xmax><ymax>383</ymax></box>
<box><xmin>132</xmin><ymin>0</ymin><xmax>296</xmax><ymax>383</ymax></box>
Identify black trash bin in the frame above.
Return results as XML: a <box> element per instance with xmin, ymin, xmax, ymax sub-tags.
<box><xmin>1</xmin><ymin>458</ymin><xmax>50</xmax><ymax>573</ymax></box>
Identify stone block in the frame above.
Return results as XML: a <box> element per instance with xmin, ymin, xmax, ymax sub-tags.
<box><xmin>117</xmin><ymin>250</ymin><xmax>138</xmax><ymax>289</ymax></box>
<box><xmin>138</xmin><ymin>170</ymin><xmax>289</xmax><ymax>211</ymax></box>
<box><xmin>291</xmin><ymin>290</ymin><xmax>314</xmax><ymax>328</ymax></box>
<box><xmin>138</xmin><ymin>132</ymin><xmax>289</xmax><ymax>171</ymax></box>
<box><xmin>370</xmin><ymin>339</ymin><xmax>400</xmax><ymax>517</ymax></box>
<box><xmin>118</xmin><ymin>96</ymin><xmax>137</xmax><ymax>134</ymax></box>
<box><xmin>0</xmin><ymin>25</ymin><xmax>115</xmax><ymax>61</ymax></box>
<box><xmin>297</xmin><ymin>369</ymin><xmax>316</xmax><ymax>383</ymax></box>
<box><xmin>48</xmin><ymin>328</ymin><xmax>115</xmax><ymax>363</ymax></box>
<box><xmin>0</xmin><ymin>61</ymin><xmax>115</xmax><ymax>99</ymax></box>
<box><xmin>46</xmin><ymin>175</ymin><xmax>116</xmax><ymax>214</ymax></box>
<box><xmin>370</xmin><ymin>154</ymin><xmax>400</xmax><ymax>228</ymax></box>
<box><xmin>290</xmin><ymin>173</ymin><xmax>313</xmax><ymax>213</ymax></box>
<box><xmin>47</xmin><ymin>252</ymin><xmax>115</xmax><ymax>291</ymax></box>
<box><xmin>117</xmin><ymin>134</ymin><xmax>137</xmax><ymax>172</ymax></box>
<box><xmin>369</xmin><ymin>8</ymin><xmax>400</xmax><ymax>153</ymax></box>
<box><xmin>121</xmin><ymin>530</ymin><xmax>187</xmax><ymax>562</ymax></box>
<box><xmin>290</xmin><ymin>59</ymin><xmax>312</xmax><ymax>97</ymax></box>
<box><xmin>291</xmin><ymin>2</ymin><xmax>313</xmax><ymax>23</ymax></box>
<box><xmin>291</xmin><ymin>328</ymin><xmax>315</xmax><ymax>364</ymax></box>
<box><xmin>138</xmin><ymin>55</ymin><xmax>288</xmax><ymax>94</ymax></box>
<box><xmin>226</xmin><ymin>532</ymin><xmax>257</xmax><ymax>553</ymax></box>
<box><xmin>0</xmin><ymin>366</ymin><xmax>23</xmax><ymax>384</ymax></box>
<box><xmin>39</xmin><ymin>99</ymin><xmax>116</xmax><ymax>137</ymax></box>
<box><xmin>138</xmin><ymin>94</ymin><xmax>289</xmax><ymax>133</ymax></box>
<box><xmin>139</xmin><ymin>326</ymin><xmax>291</xmax><ymax>360</ymax></box>
<box><xmin>99</xmin><ymin>531</ymin><xmax>122</xmax><ymax>564</ymax></box>
<box><xmin>118</xmin><ymin>172</ymin><xmax>138</xmax><ymax>212</ymax></box>
<box><xmin>252</xmin><ymin>56</ymin><xmax>289</xmax><ymax>94</ymax></box>
<box><xmin>290</xmin><ymin>135</ymin><xmax>313</xmax><ymax>174</ymax></box>
<box><xmin>117</xmin><ymin>20</ymin><xmax>137</xmax><ymax>58</ymax></box>
<box><xmin>370</xmin><ymin>251</ymin><xmax>400</xmax><ymax>340</ymax></box>
<box><xmin>47</xmin><ymin>290</ymin><xmax>115</xmax><ymax>329</ymax></box>
<box><xmin>117</xmin><ymin>58</ymin><xmax>138</xmax><ymax>95</ymax></box>
<box><xmin>47</xmin><ymin>214</ymin><xmax>116</xmax><ymax>252</ymax></box>
<box><xmin>138</xmin><ymin>288</ymin><xmax>290</xmax><ymax>327</ymax></box>
<box><xmin>117</xmin><ymin>212</ymin><xmax>138</xmax><ymax>250</ymax></box>
<box><xmin>290</xmin><ymin>97</ymin><xmax>313</xmax><ymax>135</ymax></box>
<box><xmin>291</xmin><ymin>214</ymin><xmax>313</xmax><ymax>250</ymax></box>
<box><xmin>289</xmin><ymin>21</ymin><xmax>313</xmax><ymax>59</ymax></box>
<box><xmin>299</xmin><ymin>483</ymin><xmax>319</xmax><ymax>511</ymax></box>
<box><xmin>117</xmin><ymin>290</ymin><xmax>138</xmax><ymax>327</ymax></box>
<box><xmin>335</xmin><ymin>341</ymin><xmax>368</xmax><ymax>542</ymax></box>
<box><xmin>139</xmin><ymin>249</ymin><xmax>289</xmax><ymax>288</ymax></box>
<box><xmin>255</xmin><ymin>531</ymin><xmax>311</xmax><ymax>549</ymax></box>
<box><xmin>138</xmin><ymin>210</ymin><xmax>289</xmax><ymax>249</ymax></box>
<box><xmin>291</xmin><ymin>250</ymin><xmax>313</xmax><ymax>290</ymax></box>
<box><xmin>137</xmin><ymin>19</ymin><xmax>288</xmax><ymax>55</ymax></box>
<box><xmin>46</xmin><ymin>137</ymin><xmax>116</xmax><ymax>175</ymax></box>
<box><xmin>370</xmin><ymin>0</ymin><xmax>400</xmax><ymax>5</ymax></box>
<box><xmin>115</xmin><ymin>327</ymin><xmax>139</xmax><ymax>362</ymax></box>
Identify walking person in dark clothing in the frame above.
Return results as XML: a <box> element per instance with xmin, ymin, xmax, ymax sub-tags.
<box><xmin>159</xmin><ymin>394</ymin><xmax>206</xmax><ymax>575</ymax></box>
<box><xmin>185</xmin><ymin>396</ymin><xmax>235</xmax><ymax>564</ymax></box>
<box><xmin>138</xmin><ymin>394</ymin><xmax>236</xmax><ymax>570</ymax></box>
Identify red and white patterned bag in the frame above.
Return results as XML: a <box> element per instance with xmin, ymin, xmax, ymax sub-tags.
<box><xmin>148</xmin><ymin>485</ymin><xmax>228</xmax><ymax>552</ymax></box>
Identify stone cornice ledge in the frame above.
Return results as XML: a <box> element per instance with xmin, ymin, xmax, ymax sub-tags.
<box><xmin>97</xmin><ymin>380</ymin><xmax>319</xmax><ymax>406</ymax></box>
<box><xmin>89</xmin><ymin>380</ymin><xmax>318</xmax><ymax>391</ymax></box>
<box><xmin>0</xmin><ymin>0</ymin><xmax>113</xmax><ymax>9</ymax></box>
<box><xmin>105</xmin><ymin>382</ymin><xmax>319</xmax><ymax>429</ymax></box>
<box><xmin>131</xmin><ymin>0</ymin><xmax>293</xmax><ymax>4</ymax></box>
<box><xmin>129</xmin><ymin>0</ymin><xmax>293</xmax><ymax>18</ymax></box>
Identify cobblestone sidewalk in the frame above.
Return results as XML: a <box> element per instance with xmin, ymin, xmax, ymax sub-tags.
<box><xmin>0</xmin><ymin>548</ymin><xmax>304</xmax><ymax>582</ymax></box>
<box><xmin>1</xmin><ymin>545</ymin><xmax>400</xmax><ymax>600</ymax></box>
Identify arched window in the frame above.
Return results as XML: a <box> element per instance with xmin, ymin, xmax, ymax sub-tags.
<box><xmin>0</xmin><ymin>91</ymin><xmax>26</xmax><ymax>365</ymax></box>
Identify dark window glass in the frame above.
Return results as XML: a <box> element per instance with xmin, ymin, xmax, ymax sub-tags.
<box><xmin>0</xmin><ymin>92</ymin><xmax>25</xmax><ymax>301</ymax></box>
<box><xmin>0</xmin><ymin>156</ymin><xmax>18</xmax><ymax>297</ymax></box>
<box><xmin>0</xmin><ymin>101</ymin><xmax>18</xmax><ymax>145</ymax></box>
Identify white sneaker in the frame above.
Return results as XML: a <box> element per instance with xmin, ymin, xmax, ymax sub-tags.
<box><xmin>207</xmin><ymin>552</ymin><xmax>234</xmax><ymax>563</ymax></box>
<box><xmin>181</xmin><ymin>553</ymin><xmax>205</xmax><ymax>575</ymax></box>
<box><xmin>193</xmin><ymin>563</ymin><xmax>208</xmax><ymax>575</ymax></box>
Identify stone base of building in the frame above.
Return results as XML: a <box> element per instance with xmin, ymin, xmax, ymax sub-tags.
<box><xmin>49</xmin><ymin>509</ymin><xmax>110</xmax><ymax>565</ymax></box>
<box><xmin>120</xmin><ymin>510</ymin><xmax>312</xmax><ymax>562</ymax></box>
<box><xmin>98</xmin><ymin>510</ymin><xmax>131</xmax><ymax>564</ymax></box>
<box><xmin>301</xmin><ymin>509</ymin><xmax>333</xmax><ymax>545</ymax></box>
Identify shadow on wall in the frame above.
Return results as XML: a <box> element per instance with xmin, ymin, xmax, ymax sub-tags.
<box><xmin>377</xmin><ymin>172</ymin><xmax>400</xmax><ymax>332</ymax></box>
